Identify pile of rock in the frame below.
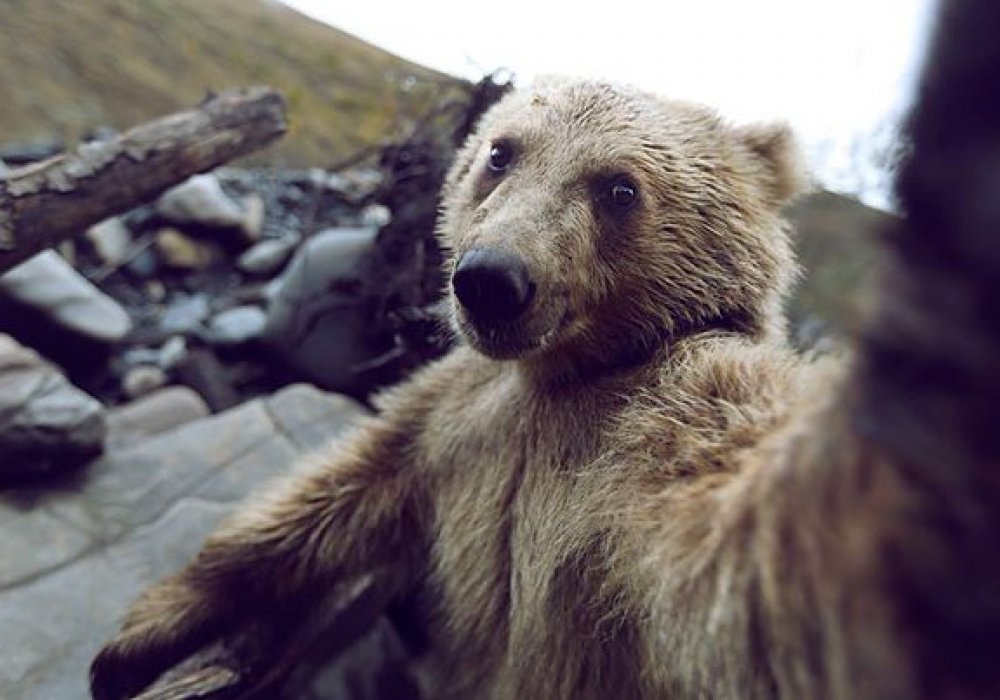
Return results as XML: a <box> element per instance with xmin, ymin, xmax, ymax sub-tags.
<box><xmin>0</xmin><ymin>333</ymin><xmax>106</xmax><ymax>484</ymax></box>
<box><xmin>0</xmin><ymin>74</ymin><xmax>513</xmax><ymax>486</ymax></box>
<box><xmin>0</xmin><ymin>165</ymin><xmax>418</xmax><ymax>482</ymax></box>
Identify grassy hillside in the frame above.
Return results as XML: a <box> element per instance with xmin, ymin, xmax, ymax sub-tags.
<box><xmin>0</xmin><ymin>0</ymin><xmax>461</xmax><ymax>166</ymax></box>
<box><xmin>786</xmin><ymin>190</ymin><xmax>891</xmax><ymax>336</ymax></box>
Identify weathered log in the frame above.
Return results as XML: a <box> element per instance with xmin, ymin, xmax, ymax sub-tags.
<box><xmin>0</xmin><ymin>87</ymin><xmax>287</xmax><ymax>274</ymax></box>
<box><xmin>129</xmin><ymin>571</ymin><xmax>403</xmax><ymax>700</ymax></box>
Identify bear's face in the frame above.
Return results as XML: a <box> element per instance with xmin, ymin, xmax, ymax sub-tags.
<box><xmin>438</xmin><ymin>80</ymin><xmax>805</xmax><ymax>372</ymax></box>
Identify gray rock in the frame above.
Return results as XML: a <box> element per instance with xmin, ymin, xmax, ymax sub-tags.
<box><xmin>359</xmin><ymin>203</ymin><xmax>392</xmax><ymax>228</ymax></box>
<box><xmin>0</xmin><ymin>139</ymin><xmax>63</xmax><ymax>167</ymax></box>
<box><xmin>121</xmin><ymin>346</ymin><xmax>161</xmax><ymax>366</ymax></box>
<box><xmin>240</xmin><ymin>193</ymin><xmax>266</xmax><ymax>241</ymax></box>
<box><xmin>325</xmin><ymin>169</ymin><xmax>383</xmax><ymax>201</ymax></box>
<box><xmin>106</xmin><ymin>385</ymin><xmax>209</xmax><ymax>449</ymax></box>
<box><xmin>85</xmin><ymin>217</ymin><xmax>131</xmax><ymax>266</ymax></box>
<box><xmin>124</xmin><ymin>337</ymin><xmax>189</xmax><ymax>370</ymax></box>
<box><xmin>82</xmin><ymin>126</ymin><xmax>118</xmax><ymax>144</ymax></box>
<box><xmin>0</xmin><ymin>251</ymin><xmax>132</xmax><ymax>343</ymax></box>
<box><xmin>122</xmin><ymin>365</ymin><xmax>168</xmax><ymax>400</ymax></box>
<box><xmin>237</xmin><ymin>234</ymin><xmax>300</xmax><ymax>276</ymax></box>
<box><xmin>160</xmin><ymin>294</ymin><xmax>210</xmax><ymax>335</ymax></box>
<box><xmin>158</xmin><ymin>335</ymin><xmax>189</xmax><ymax>370</ymax></box>
<box><xmin>205</xmin><ymin>305</ymin><xmax>267</xmax><ymax>346</ymax></box>
<box><xmin>126</xmin><ymin>247</ymin><xmax>158</xmax><ymax>279</ymax></box>
<box><xmin>156</xmin><ymin>174</ymin><xmax>245</xmax><ymax>230</ymax></box>
<box><xmin>262</xmin><ymin>227</ymin><xmax>390</xmax><ymax>391</ymax></box>
<box><xmin>0</xmin><ymin>334</ymin><xmax>106</xmax><ymax>484</ymax></box>
<box><xmin>55</xmin><ymin>240</ymin><xmax>76</xmax><ymax>267</ymax></box>
<box><xmin>266</xmin><ymin>383</ymin><xmax>367</xmax><ymax>451</ymax></box>
<box><xmin>145</xmin><ymin>280</ymin><xmax>167</xmax><ymax>302</ymax></box>
<box><xmin>323</xmin><ymin>171</ymin><xmax>352</xmax><ymax>193</ymax></box>
<box><xmin>308</xmin><ymin>167</ymin><xmax>328</xmax><ymax>189</ymax></box>
<box><xmin>0</xmin><ymin>384</ymin><xmax>368</xmax><ymax>699</ymax></box>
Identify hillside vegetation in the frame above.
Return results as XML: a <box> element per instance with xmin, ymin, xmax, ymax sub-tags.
<box><xmin>0</xmin><ymin>0</ymin><xmax>460</xmax><ymax>165</ymax></box>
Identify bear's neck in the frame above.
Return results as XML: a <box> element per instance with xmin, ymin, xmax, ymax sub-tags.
<box><xmin>517</xmin><ymin>307</ymin><xmax>773</xmax><ymax>389</ymax></box>
<box><xmin>516</xmin><ymin>324</ymin><xmax>674</xmax><ymax>389</ymax></box>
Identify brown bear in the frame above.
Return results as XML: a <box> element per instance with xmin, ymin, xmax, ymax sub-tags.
<box><xmin>91</xmin><ymin>19</ymin><xmax>1000</xmax><ymax>696</ymax></box>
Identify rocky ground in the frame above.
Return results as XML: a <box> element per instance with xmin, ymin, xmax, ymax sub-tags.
<box><xmin>0</xmin><ymin>384</ymin><xmax>415</xmax><ymax>699</ymax></box>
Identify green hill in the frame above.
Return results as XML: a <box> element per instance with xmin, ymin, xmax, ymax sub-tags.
<box><xmin>0</xmin><ymin>0</ymin><xmax>461</xmax><ymax>166</ymax></box>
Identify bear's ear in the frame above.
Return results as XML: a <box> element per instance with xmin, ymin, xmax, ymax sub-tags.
<box><xmin>734</xmin><ymin>122</ymin><xmax>811</xmax><ymax>207</ymax></box>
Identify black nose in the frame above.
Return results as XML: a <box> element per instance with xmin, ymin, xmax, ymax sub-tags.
<box><xmin>452</xmin><ymin>248</ymin><xmax>534</xmax><ymax>324</ymax></box>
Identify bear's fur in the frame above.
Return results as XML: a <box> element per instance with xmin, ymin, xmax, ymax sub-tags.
<box><xmin>91</xmin><ymin>5</ymin><xmax>1000</xmax><ymax>694</ymax></box>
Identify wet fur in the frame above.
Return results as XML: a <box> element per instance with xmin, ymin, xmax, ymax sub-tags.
<box><xmin>92</xmin><ymin>3</ymin><xmax>1000</xmax><ymax>696</ymax></box>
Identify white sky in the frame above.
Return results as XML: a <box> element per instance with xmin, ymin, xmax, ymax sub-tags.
<box><xmin>284</xmin><ymin>0</ymin><xmax>938</xmax><ymax>210</ymax></box>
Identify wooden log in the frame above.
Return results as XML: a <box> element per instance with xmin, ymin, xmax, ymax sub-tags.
<box><xmin>0</xmin><ymin>87</ymin><xmax>287</xmax><ymax>274</ymax></box>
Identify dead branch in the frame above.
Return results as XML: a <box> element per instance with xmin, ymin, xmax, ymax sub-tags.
<box><xmin>0</xmin><ymin>87</ymin><xmax>287</xmax><ymax>274</ymax></box>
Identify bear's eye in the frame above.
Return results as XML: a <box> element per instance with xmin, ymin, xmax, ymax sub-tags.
<box><xmin>487</xmin><ymin>141</ymin><xmax>514</xmax><ymax>174</ymax></box>
<box><xmin>607</xmin><ymin>177</ymin><xmax>639</xmax><ymax>211</ymax></box>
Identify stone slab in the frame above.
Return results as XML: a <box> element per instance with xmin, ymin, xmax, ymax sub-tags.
<box><xmin>0</xmin><ymin>385</ymin><xmax>369</xmax><ymax>700</ymax></box>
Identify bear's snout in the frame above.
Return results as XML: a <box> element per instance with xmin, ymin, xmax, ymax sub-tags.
<box><xmin>452</xmin><ymin>248</ymin><xmax>535</xmax><ymax>325</ymax></box>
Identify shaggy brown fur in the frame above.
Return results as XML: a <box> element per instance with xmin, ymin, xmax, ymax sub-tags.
<box><xmin>91</xmin><ymin>2</ymin><xmax>1000</xmax><ymax>696</ymax></box>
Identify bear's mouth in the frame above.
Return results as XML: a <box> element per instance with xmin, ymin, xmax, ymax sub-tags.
<box><xmin>452</xmin><ymin>295</ymin><xmax>571</xmax><ymax>360</ymax></box>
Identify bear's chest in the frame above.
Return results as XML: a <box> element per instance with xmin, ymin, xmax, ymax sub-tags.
<box><xmin>421</xmin><ymin>375</ymin><xmax>631</xmax><ymax>689</ymax></box>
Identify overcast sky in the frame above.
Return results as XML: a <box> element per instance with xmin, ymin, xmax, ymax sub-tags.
<box><xmin>283</xmin><ymin>0</ymin><xmax>938</xmax><ymax>209</ymax></box>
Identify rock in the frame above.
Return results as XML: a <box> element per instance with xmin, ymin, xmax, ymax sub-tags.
<box><xmin>278</xmin><ymin>184</ymin><xmax>305</xmax><ymax>206</ymax></box>
<box><xmin>56</xmin><ymin>239</ymin><xmax>76</xmax><ymax>266</ymax></box>
<box><xmin>0</xmin><ymin>334</ymin><xmax>106</xmax><ymax>484</ymax></box>
<box><xmin>121</xmin><ymin>346</ymin><xmax>161</xmax><ymax>366</ymax></box>
<box><xmin>154</xmin><ymin>227</ymin><xmax>215</xmax><ymax>270</ymax></box>
<box><xmin>205</xmin><ymin>305</ymin><xmax>267</xmax><ymax>346</ymax></box>
<box><xmin>106</xmin><ymin>385</ymin><xmax>210</xmax><ymax>449</ymax></box>
<box><xmin>265</xmin><ymin>383</ymin><xmax>368</xmax><ymax>451</ymax></box>
<box><xmin>156</xmin><ymin>173</ymin><xmax>246</xmax><ymax>230</ymax></box>
<box><xmin>309</xmin><ymin>167</ymin><xmax>328</xmax><ymax>189</ymax></box>
<box><xmin>240</xmin><ymin>193</ymin><xmax>266</xmax><ymax>241</ymax></box>
<box><xmin>159</xmin><ymin>294</ymin><xmax>211</xmax><ymax>335</ymax></box>
<box><xmin>0</xmin><ymin>251</ymin><xmax>132</xmax><ymax>343</ymax></box>
<box><xmin>0</xmin><ymin>139</ymin><xmax>63</xmax><ymax>166</ymax></box>
<box><xmin>360</xmin><ymin>203</ymin><xmax>392</xmax><ymax>228</ymax></box>
<box><xmin>174</xmin><ymin>347</ymin><xmax>239</xmax><ymax>412</ymax></box>
<box><xmin>0</xmin><ymin>157</ymin><xmax>8</xmax><ymax>176</ymax></box>
<box><xmin>324</xmin><ymin>172</ymin><xmax>353</xmax><ymax>193</ymax></box>
<box><xmin>122</xmin><ymin>365</ymin><xmax>168</xmax><ymax>400</ymax></box>
<box><xmin>126</xmin><ymin>247</ymin><xmax>159</xmax><ymax>279</ymax></box>
<box><xmin>0</xmin><ymin>385</ymin><xmax>373</xmax><ymax>699</ymax></box>
<box><xmin>122</xmin><ymin>336</ymin><xmax>187</xmax><ymax>370</ymax></box>
<box><xmin>263</xmin><ymin>226</ymin><xmax>393</xmax><ymax>391</ymax></box>
<box><xmin>81</xmin><ymin>126</ymin><xmax>118</xmax><ymax>144</ymax></box>
<box><xmin>158</xmin><ymin>335</ymin><xmax>189</xmax><ymax>370</ymax></box>
<box><xmin>236</xmin><ymin>234</ymin><xmax>300</xmax><ymax>275</ymax></box>
<box><xmin>325</xmin><ymin>169</ymin><xmax>383</xmax><ymax>201</ymax></box>
<box><xmin>145</xmin><ymin>279</ymin><xmax>167</xmax><ymax>302</ymax></box>
<box><xmin>85</xmin><ymin>217</ymin><xmax>132</xmax><ymax>266</ymax></box>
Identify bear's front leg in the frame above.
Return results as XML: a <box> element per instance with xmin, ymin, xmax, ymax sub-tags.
<box><xmin>90</xmin><ymin>411</ymin><xmax>428</xmax><ymax>700</ymax></box>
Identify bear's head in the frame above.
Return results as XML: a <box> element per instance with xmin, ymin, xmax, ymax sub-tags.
<box><xmin>438</xmin><ymin>79</ymin><xmax>807</xmax><ymax>378</ymax></box>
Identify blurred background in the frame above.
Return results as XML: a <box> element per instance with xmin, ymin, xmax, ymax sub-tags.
<box><xmin>0</xmin><ymin>2</ymin><xmax>935</xmax><ymax>698</ymax></box>
<box><xmin>289</xmin><ymin>0</ymin><xmax>935</xmax><ymax>211</ymax></box>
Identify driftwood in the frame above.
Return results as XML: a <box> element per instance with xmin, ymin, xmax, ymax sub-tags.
<box><xmin>0</xmin><ymin>87</ymin><xmax>287</xmax><ymax>274</ymax></box>
<box><xmin>130</xmin><ymin>571</ymin><xmax>403</xmax><ymax>700</ymax></box>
